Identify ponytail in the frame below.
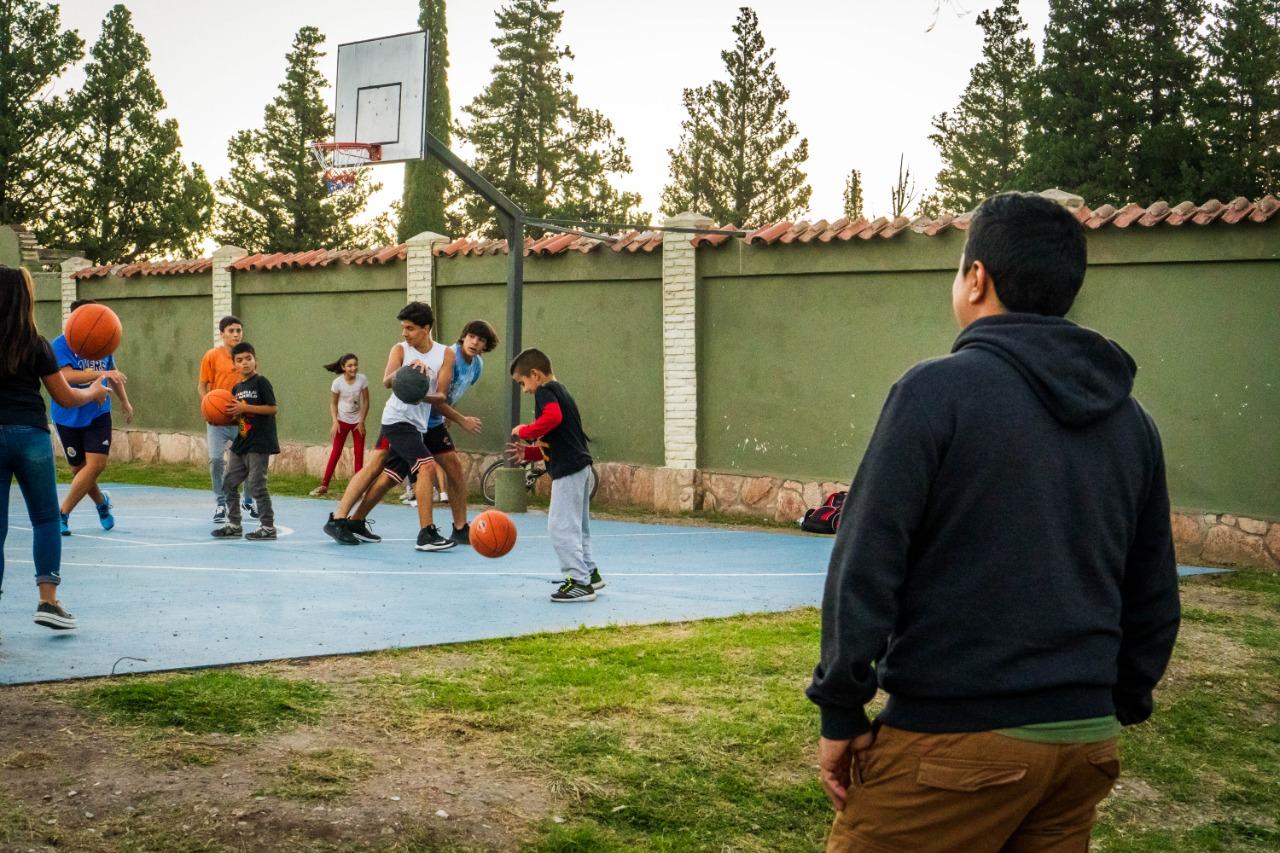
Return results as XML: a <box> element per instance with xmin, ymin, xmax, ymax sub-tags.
<box><xmin>323</xmin><ymin>353</ymin><xmax>358</xmax><ymax>374</ymax></box>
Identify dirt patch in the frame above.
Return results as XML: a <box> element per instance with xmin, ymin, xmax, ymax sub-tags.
<box><xmin>0</xmin><ymin>677</ymin><xmax>551</xmax><ymax>852</ymax></box>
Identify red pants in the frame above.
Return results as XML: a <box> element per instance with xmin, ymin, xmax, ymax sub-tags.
<box><xmin>322</xmin><ymin>421</ymin><xmax>365</xmax><ymax>487</ymax></box>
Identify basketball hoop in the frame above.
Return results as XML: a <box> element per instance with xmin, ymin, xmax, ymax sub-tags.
<box><xmin>310</xmin><ymin>141</ymin><xmax>382</xmax><ymax>193</ymax></box>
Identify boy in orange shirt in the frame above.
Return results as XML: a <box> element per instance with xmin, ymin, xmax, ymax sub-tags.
<box><xmin>198</xmin><ymin>315</ymin><xmax>254</xmax><ymax>525</ymax></box>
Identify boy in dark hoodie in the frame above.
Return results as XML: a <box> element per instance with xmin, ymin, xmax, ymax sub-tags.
<box><xmin>808</xmin><ymin>192</ymin><xmax>1180</xmax><ymax>852</ymax></box>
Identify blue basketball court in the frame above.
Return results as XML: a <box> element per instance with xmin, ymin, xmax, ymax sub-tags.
<box><xmin>1</xmin><ymin>484</ymin><xmax>1225</xmax><ymax>685</ymax></box>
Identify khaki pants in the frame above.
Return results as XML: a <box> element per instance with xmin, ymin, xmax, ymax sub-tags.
<box><xmin>828</xmin><ymin>725</ymin><xmax>1119</xmax><ymax>853</ymax></box>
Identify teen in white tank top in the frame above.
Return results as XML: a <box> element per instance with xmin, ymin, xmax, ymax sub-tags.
<box><xmin>381</xmin><ymin>340</ymin><xmax>446</xmax><ymax>431</ymax></box>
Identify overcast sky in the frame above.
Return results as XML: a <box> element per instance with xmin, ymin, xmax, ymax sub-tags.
<box><xmin>57</xmin><ymin>0</ymin><xmax>1052</xmax><ymax>231</ymax></box>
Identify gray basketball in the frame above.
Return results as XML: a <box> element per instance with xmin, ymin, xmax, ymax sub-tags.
<box><xmin>392</xmin><ymin>365</ymin><xmax>431</xmax><ymax>404</ymax></box>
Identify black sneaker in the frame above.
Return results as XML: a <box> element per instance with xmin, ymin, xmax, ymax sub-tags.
<box><xmin>347</xmin><ymin>518</ymin><xmax>381</xmax><ymax>543</ymax></box>
<box><xmin>551</xmin><ymin>578</ymin><xmax>597</xmax><ymax>603</ymax></box>
<box><xmin>589</xmin><ymin>568</ymin><xmax>606</xmax><ymax>591</ymax></box>
<box><xmin>211</xmin><ymin>524</ymin><xmax>243</xmax><ymax>538</ymax></box>
<box><xmin>450</xmin><ymin>523</ymin><xmax>470</xmax><ymax>546</ymax></box>
<box><xmin>323</xmin><ymin>513</ymin><xmax>360</xmax><ymax>545</ymax></box>
<box><xmin>213</xmin><ymin>503</ymin><xmax>228</xmax><ymax>525</ymax></box>
<box><xmin>415</xmin><ymin>525</ymin><xmax>457</xmax><ymax>552</ymax></box>
<box><xmin>34</xmin><ymin>601</ymin><xmax>77</xmax><ymax>630</ymax></box>
<box><xmin>244</xmin><ymin>495</ymin><xmax>259</xmax><ymax>519</ymax></box>
<box><xmin>246</xmin><ymin>526</ymin><xmax>277</xmax><ymax>541</ymax></box>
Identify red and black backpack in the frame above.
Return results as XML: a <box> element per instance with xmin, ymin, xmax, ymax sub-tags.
<box><xmin>800</xmin><ymin>490</ymin><xmax>847</xmax><ymax>535</ymax></box>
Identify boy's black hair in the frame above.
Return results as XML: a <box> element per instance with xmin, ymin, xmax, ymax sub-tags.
<box><xmin>68</xmin><ymin>298</ymin><xmax>99</xmax><ymax>312</ymax></box>
<box><xmin>962</xmin><ymin>192</ymin><xmax>1087</xmax><ymax>317</ymax></box>
<box><xmin>509</xmin><ymin>347</ymin><xmax>552</xmax><ymax>376</ymax></box>
<box><xmin>231</xmin><ymin>342</ymin><xmax>256</xmax><ymax>357</ymax></box>
<box><xmin>323</xmin><ymin>353</ymin><xmax>358</xmax><ymax>373</ymax></box>
<box><xmin>219</xmin><ymin>315</ymin><xmax>243</xmax><ymax>332</ymax></box>
<box><xmin>458</xmin><ymin>319</ymin><xmax>499</xmax><ymax>353</ymax></box>
<box><xmin>397</xmin><ymin>301</ymin><xmax>434</xmax><ymax>328</ymax></box>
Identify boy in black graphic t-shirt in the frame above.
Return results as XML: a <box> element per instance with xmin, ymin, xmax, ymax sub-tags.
<box><xmin>213</xmin><ymin>342</ymin><xmax>279</xmax><ymax>540</ymax></box>
<box><xmin>507</xmin><ymin>348</ymin><xmax>601</xmax><ymax>603</ymax></box>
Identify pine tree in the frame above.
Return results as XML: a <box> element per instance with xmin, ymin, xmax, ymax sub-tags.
<box><xmin>660</xmin><ymin>7</ymin><xmax>810</xmax><ymax>225</ymax></box>
<box><xmin>38</xmin><ymin>5</ymin><xmax>210</xmax><ymax>262</ymax></box>
<box><xmin>928</xmin><ymin>0</ymin><xmax>1034</xmax><ymax>212</ymax></box>
<box><xmin>660</xmin><ymin>87</ymin><xmax>715</xmax><ymax>217</ymax></box>
<box><xmin>1197</xmin><ymin>0</ymin><xmax>1280</xmax><ymax>199</ymax></box>
<box><xmin>456</xmin><ymin>0</ymin><xmax>642</xmax><ymax>237</ymax></box>
<box><xmin>1022</xmin><ymin>0</ymin><xmax>1131</xmax><ymax>202</ymax></box>
<box><xmin>1024</xmin><ymin>0</ymin><xmax>1207</xmax><ymax>206</ymax></box>
<box><xmin>215</xmin><ymin>27</ymin><xmax>389</xmax><ymax>253</ymax></box>
<box><xmin>399</xmin><ymin>0</ymin><xmax>451</xmax><ymax>240</ymax></box>
<box><xmin>842</xmin><ymin>169</ymin><xmax>864</xmax><ymax>220</ymax></box>
<box><xmin>0</xmin><ymin>0</ymin><xmax>83</xmax><ymax>228</ymax></box>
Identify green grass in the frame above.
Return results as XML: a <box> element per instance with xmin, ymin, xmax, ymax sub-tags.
<box><xmin>75</xmin><ymin>670</ymin><xmax>330</xmax><ymax>735</ymax></box>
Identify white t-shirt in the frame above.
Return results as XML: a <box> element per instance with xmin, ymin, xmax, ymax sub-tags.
<box><xmin>331</xmin><ymin>373</ymin><xmax>368</xmax><ymax>425</ymax></box>
<box><xmin>380</xmin><ymin>340</ymin><xmax>446</xmax><ymax>432</ymax></box>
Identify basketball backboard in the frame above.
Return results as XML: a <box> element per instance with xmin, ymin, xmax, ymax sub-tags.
<box><xmin>333</xmin><ymin>30</ymin><xmax>428</xmax><ymax>164</ymax></box>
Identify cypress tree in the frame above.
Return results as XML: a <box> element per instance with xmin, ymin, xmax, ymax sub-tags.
<box><xmin>660</xmin><ymin>7</ymin><xmax>810</xmax><ymax>225</ymax></box>
<box><xmin>399</xmin><ymin>0</ymin><xmax>451</xmax><ymax>240</ymax></box>
<box><xmin>928</xmin><ymin>0</ymin><xmax>1034</xmax><ymax>212</ymax></box>
<box><xmin>215</xmin><ymin>26</ymin><xmax>390</xmax><ymax>253</ymax></box>
<box><xmin>457</xmin><ymin>0</ymin><xmax>641</xmax><ymax>237</ymax></box>
<box><xmin>0</xmin><ymin>0</ymin><xmax>83</xmax><ymax>229</ymax></box>
<box><xmin>842</xmin><ymin>169</ymin><xmax>864</xmax><ymax>220</ymax></box>
<box><xmin>1197</xmin><ymin>0</ymin><xmax>1280</xmax><ymax>198</ymax></box>
<box><xmin>39</xmin><ymin>4</ymin><xmax>211</xmax><ymax>262</ymax></box>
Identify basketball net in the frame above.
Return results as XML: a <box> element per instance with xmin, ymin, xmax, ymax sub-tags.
<box><xmin>310</xmin><ymin>142</ymin><xmax>382</xmax><ymax>194</ymax></box>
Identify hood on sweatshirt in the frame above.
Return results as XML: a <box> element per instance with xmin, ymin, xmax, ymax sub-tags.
<box><xmin>952</xmin><ymin>313</ymin><xmax>1137</xmax><ymax>428</ymax></box>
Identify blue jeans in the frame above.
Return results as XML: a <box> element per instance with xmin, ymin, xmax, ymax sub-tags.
<box><xmin>0</xmin><ymin>425</ymin><xmax>62</xmax><ymax>598</ymax></box>
<box><xmin>207</xmin><ymin>423</ymin><xmax>239</xmax><ymax>501</ymax></box>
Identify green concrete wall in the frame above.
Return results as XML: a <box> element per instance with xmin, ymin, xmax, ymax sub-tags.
<box><xmin>699</xmin><ymin>233</ymin><xmax>964</xmax><ymax>483</ymax></box>
<box><xmin>33</xmin><ymin>271</ymin><xmax>62</xmax><ymax>342</ymax></box>
<box><xmin>75</xmin><ymin>275</ymin><xmax>212</xmax><ymax>433</ymax></box>
<box><xmin>698</xmin><ymin>222</ymin><xmax>1280</xmax><ymax>518</ymax></box>
<box><xmin>32</xmin><ymin>216</ymin><xmax>1277</xmax><ymax>519</ymax></box>
<box><xmin>435</xmin><ymin>251</ymin><xmax>664</xmax><ymax>465</ymax></box>
<box><xmin>233</xmin><ymin>265</ymin><xmax>406</xmax><ymax>446</ymax></box>
<box><xmin>1071</xmin><ymin>227</ymin><xmax>1280</xmax><ymax>517</ymax></box>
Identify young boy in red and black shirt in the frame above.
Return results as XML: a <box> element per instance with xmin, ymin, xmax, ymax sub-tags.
<box><xmin>507</xmin><ymin>348</ymin><xmax>602</xmax><ymax>602</ymax></box>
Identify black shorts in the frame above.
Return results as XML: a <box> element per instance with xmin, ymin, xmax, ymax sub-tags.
<box><xmin>378</xmin><ymin>422</ymin><xmax>434</xmax><ymax>483</ymax></box>
<box><xmin>55</xmin><ymin>412</ymin><xmax>112</xmax><ymax>466</ymax></box>
<box><xmin>423</xmin><ymin>423</ymin><xmax>455</xmax><ymax>456</ymax></box>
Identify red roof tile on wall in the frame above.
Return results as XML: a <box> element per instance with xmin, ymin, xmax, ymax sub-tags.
<box><xmin>700</xmin><ymin>196</ymin><xmax>1278</xmax><ymax>248</ymax></box>
<box><xmin>66</xmin><ymin>195</ymin><xmax>1279</xmax><ymax>278</ymax></box>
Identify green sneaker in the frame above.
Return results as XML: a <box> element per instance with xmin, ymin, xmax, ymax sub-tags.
<box><xmin>589</xmin><ymin>568</ymin><xmax>606</xmax><ymax>591</ymax></box>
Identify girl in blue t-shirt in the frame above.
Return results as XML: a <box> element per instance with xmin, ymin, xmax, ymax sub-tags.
<box><xmin>50</xmin><ymin>300</ymin><xmax>135</xmax><ymax>535</ymax></box>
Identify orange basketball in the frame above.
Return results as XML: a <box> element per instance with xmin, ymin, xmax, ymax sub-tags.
<box><xmin>201</xmin><ymin>388</ymin><xmax>237</xmax><ymax>426</ymax></box>
<box><xmin>65</xmin><ymin>303</ymin><xmax>122</xmax><ymax>360</ymax></box>
<box><xmin>471</xmin><ymin>510</ymin><xmax>517</xmax><ymax>558</ymax></box>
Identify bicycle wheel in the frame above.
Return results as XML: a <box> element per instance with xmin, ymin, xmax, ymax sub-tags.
<box><xmin>480</xmin><ymin>459</ymin><xmax>505</xmax><ymax>505</ymax></box>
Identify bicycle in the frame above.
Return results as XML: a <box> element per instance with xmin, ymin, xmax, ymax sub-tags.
<box><xmin>480</xmin><ymin>458</ymin><xmax>600</xmax><ymax>505</ymax></box>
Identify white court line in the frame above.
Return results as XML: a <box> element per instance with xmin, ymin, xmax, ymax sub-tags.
<box><xmin>8</xmin><ymin>524</ymin><xmax>295</xmax><ymax>546</ymax></box>
<box><xmin>10</xmin><ymin>558</ymin><xmax>822</xmax><ymax>578</ymax></box>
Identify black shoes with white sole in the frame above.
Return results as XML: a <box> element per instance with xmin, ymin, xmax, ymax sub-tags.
<box><xmin>35</xmin><ymin>601</ymin><xmax>77</xmax><ymax>630</ymax></box>
<box><xmin>416</xmin><ymin>525</ymin><xmax>457</xmax><ymax>551</ymax></box>
<box><xmin>551</xmin><ymin>578</ymin><xmax>597</xmax><ymax>603</ymax></box>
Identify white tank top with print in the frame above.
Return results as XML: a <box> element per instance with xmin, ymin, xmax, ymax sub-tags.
<box><xmin>380</xmin><ymin>340</ymin><xmax>446</xmax><ymax>431</ymax></box>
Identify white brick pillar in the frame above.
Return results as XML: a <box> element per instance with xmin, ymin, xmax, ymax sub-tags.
<box><xmin>656</xmin><ymin>211</ymin><xmax>710</xmax><ymax>511</ymax></box>
<box><xmin>405</xmin><ymin>231</ymin><xmax>450</xmax><ymax>305</ymax></box>
<box><xmin>210</xmin><ymin>245</ymin><xmax>247</xmax><ymax>342</ymax></box>
<box><xmin>60</xmin><ymin>256</ymin><xmax>91</xmax><ymax>320</ymax></box>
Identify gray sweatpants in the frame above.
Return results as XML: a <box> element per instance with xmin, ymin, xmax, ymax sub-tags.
<box><xmin>223</xmin><ymin>451</ymin><xmax>274</xmax><ymax>527</ymax></box>
<box><xmin>548</xmin><ymin>465</ymin><xmax>596</xmax><ymax>585</ymax></box>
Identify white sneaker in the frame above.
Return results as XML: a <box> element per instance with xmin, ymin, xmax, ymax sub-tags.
<box><xmin>438</xmin><ymin>491</ymin><xmax>448</xmax><ymax>502</ymax></box>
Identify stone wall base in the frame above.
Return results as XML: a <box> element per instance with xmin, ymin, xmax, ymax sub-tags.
<box><xmin>98</xmin><ymin>428</ymin><xmax>1280</xmax><ymax>572</ymax></box>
